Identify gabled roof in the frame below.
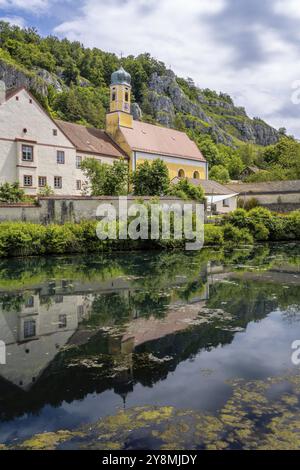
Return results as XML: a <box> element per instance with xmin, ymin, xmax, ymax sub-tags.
<box><xmin>226</xmin><ymin>180</ymin><xmax>300</xmax><ymax>194</ymax></box>
<box><xmin>172</xmin><ymin>177</ymin><xmax>237</xmax><ymax>195</ymax></box>
<box><xmin>55</xmin><ymin>120</ymin><xmax>128</xmax><ymax>159</ymax></box>
<box><xmin>120</xmin><ymin>121</ymin><xmax>206</xmax><ymax>162</ymax></box>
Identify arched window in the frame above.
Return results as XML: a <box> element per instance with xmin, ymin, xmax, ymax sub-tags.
<box><xmin>178</xmin><ymin>169</ymin><xmax>185</xmax><ymax>178</ymax></box>
<box><xmin>125</xmin><ymin>92</ymin><xmax>129</xmax><ymax>102</ymax></box>
<box><xmin>193</xmin><ymin>171</ymin><xmax>200</xmax><ymax>180</ymax></box>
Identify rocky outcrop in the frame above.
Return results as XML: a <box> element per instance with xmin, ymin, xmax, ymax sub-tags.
<box><xmin>0</xmin><ymin>60</ymin><xmax>48</xmax><ymax>96</ymax></box>
<box><xmin>131</xmin><ymin>102</ymin><xmax>143</xmax><ymax>121</ymax></box>
<box><xmin>141</xmin><ymin>70</ymin><xmax>279</xmax><ymax>147</ymax></box>
<box><xmin>35</xmin><ymin>68</ymin><xmax>64</xmax><ymax>92</ymax></box>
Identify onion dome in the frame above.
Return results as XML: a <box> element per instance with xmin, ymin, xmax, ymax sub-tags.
<box><xmin>111</xmin><ymin>67</ymin><xmax>131</xmax><ymax>86</ymax></box>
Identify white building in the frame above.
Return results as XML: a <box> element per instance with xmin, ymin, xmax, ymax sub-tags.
<box><xmin>0</xmin><ymin>87</ymin><xmax>127</xmax><ymax>196</ymax></box>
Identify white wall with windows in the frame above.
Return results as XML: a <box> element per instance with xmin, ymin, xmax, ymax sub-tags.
<box><xmin>0</xmin><ymin>89</ymin><xmax>118</xmax><ymax>196</ymax></box>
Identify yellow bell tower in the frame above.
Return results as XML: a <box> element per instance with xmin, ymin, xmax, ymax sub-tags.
<box><xmin>106</xmin><ymin>67</ymin><xmax>133</xmax><ymax>139</ymax></box>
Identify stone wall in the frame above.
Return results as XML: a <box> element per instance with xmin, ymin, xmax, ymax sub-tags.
<box><xmin>0</xmin><ymin>196</ymin><xmax>199</xmax><ymax>224</ymax></box>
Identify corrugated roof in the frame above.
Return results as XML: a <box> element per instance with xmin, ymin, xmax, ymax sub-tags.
<box><xmin>226</xmin><ymin>180</ymin><xmax>300</xmax><ymax>194</ymax></box>
<box><xmin>172</xmin><ymin>177</ymin><xmax>236</xmax><ymax>195</ymax></box>
<box><xmin>55</xmin><ymin>120</ymin><xmax>128</xmax><ymax>159</ymax></box>
<box><xmin>120</xmin><ymin>121</ymin><xmax>206</xmax><ymax>162</ymax></box>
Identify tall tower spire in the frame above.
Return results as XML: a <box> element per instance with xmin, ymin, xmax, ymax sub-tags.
<box><xmin>106</xmin><ymin>67</ymin><xmax>133</xmax><ymax>137</ymax></box>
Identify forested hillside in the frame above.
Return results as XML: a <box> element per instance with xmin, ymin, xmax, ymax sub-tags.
<box><xmin>0</xmin><ymin>22</ymin><xmax>299</xmax><ymax>182</ymax></box>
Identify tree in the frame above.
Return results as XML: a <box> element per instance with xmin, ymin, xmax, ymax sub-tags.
<box><xmin>132</xmin><ymin>159</ymin><xmax>170</xmax><ymax>196</ymax></box>
<box><xmin>168</xmin><ymin>178</ymin><xmax>205</xmax><ymax>202</ymax></box>
<box><xmin>209</xmin><ymin>165</ymin><xmax>230</xmax><ymax>183</ymax></box>
<box><xmin>197</xmin><ymin>136</ymin><xmax>224</xmax><ymax>167</ymax></box>
<box><xmin>81</xmin><ymin>158</ymin><xmax>128</xmax><ymax>196</ymax></box>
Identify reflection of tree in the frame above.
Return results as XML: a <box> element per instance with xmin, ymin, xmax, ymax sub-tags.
<box><xmin>207</xmin><ymin>281</ymin><xmax>300</xmax><ymax>326</ymax></box>
<box><xmin>0</xmin><ymin>294</ymin><xmax>25</xmax><ymax>312</ymax></box>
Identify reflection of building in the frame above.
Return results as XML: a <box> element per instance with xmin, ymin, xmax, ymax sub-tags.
<box><xmin>0</xmin><ymin>293</ymin><xmax>91</xmax><ymax>390</ymax></box>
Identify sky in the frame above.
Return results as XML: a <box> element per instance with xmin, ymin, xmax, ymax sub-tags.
<box><xmin>1</xmin><ymin>0</ymin><xmax>300</xmax><ymax>137</ymax></box>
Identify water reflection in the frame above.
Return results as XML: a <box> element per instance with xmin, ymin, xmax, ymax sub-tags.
<box><xmin>0</xmin><ymin>245</ymin><xmax>299</xmax><ymax>445</ymax></box>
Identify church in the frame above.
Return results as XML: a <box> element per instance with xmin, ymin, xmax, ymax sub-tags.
<box><xmin>0</xmin><ymin>67</ymin><xmax>208</xmax><ymax>196</ymax></box>
<box><xmin>106</xmin><ymin>67</ymin><xmax>208</xmax><ymax>180</ymax></box>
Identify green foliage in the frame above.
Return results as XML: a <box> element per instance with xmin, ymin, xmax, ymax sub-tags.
<box><xmin>238</xmin><ymin>197</ymin><xmax>259</xmax><ymax>211</ymax></box>
<box><xmin>132</xmin><ymin>159</ymin><xmax>170</xmax><ymax>196</ymax></box>
<box><xmin>51</xmin><ymin>86</ymin><xmax>108</xmax><ymax>128</ymax></box>
<box><xmin>244</xmin><ymin>137</ymin><xmax>300</xmax><ymax>182</ymax></box>
<box><xmin>204</xmin><ymin>225</ymin><xmax>224</xmax><ymax>245</ymax></box>
<box><xmin>223</xmin><ymin>224</ymin><xmax>254</xmax><ymax>245</ymax></box>
<box><xmin>168</xmin><ymin>178</ymin><xmax>205</xmax><ymax>202</ymax></box>
<box><xmin>81</xmin><ymin>158</ymin><xmax>129</xmax><ymax>196</ymax></box>
<box><xmin>209</xmin><ymin>165</ymin><xmax>230</xmax><ymax>183</ymax></box>
<box><xmin>38</xmin><ymin>185</ymin><xmax>54</xmax><ymax>197</ymax></box>
<box><xmin>226</xmin><ymin>207</ymin><xmax>300</xmax><ymax>242</ymax></box>
<box><xmin>0</xmin><ymin>182</ymin><xmax>26</xmax><ymax>203</ymax></box>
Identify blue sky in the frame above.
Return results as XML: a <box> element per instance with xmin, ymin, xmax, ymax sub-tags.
<box><xmin>1</xmin><ymin>0</ymin><xmax>300</xmax><ymax>137</ymax></box>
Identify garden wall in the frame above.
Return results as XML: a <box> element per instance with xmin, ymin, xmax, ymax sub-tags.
<box><xmin>0</xmin><ymin>196</ymin><xmax>198</xmax><ymax>224</ymax></box>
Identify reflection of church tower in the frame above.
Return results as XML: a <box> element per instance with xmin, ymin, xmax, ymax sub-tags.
<box><xmin>106</xmin><ymin>67</ymin><xmax>133</xmax><ymax>139</ymax></box>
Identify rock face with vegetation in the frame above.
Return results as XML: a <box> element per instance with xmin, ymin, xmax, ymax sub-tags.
<box><xmin>0</xmin><ymin>21</ymin><xmax>279</xmax><ymax>148</ymax></box>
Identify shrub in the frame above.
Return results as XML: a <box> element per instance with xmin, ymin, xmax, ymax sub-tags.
<box><xmin>238</xmin><ymin>197</ymin><xmax>259</xmax><ymax>211</ymax></box>
<box><xmin>169</xmin><ymin>178</ymin><xmax>205</xmax><ymax>202</ymax></box>
<box><xmin>223</xmin><ymin>224</ymin><xmax>254</xmax><ymax>245</ymax></box>
<box><xmin>204</xmin><ymin>225</ymin><xmax>224</xmax><ymax>246</ymax></box>
<box><xmin>0</xmin><ymin>182</ymin><xmax>25</xmax><ymax>203</ymax></box>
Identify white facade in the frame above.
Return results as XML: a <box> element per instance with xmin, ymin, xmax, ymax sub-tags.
<box><xmin>0</xmin><ymin>89</ymin><xmax>116</xmax><ymax>196</ymax></box>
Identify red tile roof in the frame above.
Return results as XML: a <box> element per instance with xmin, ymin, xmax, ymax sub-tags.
<box><xmin>55</xmin><ymin>120</ymin><xmax>128</xmax><ymax>159</ymax></box>
<box><xmin>120</xmin><ymin>121</ymin><xmax>206</xmax><ymax>162</ymax></box>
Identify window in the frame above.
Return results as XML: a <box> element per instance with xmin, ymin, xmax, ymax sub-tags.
<box><xmin>77</xmin><ymin>305</ymin><xmax>84</xmax><ymax>316</ymax></box>
<box><xmin>57</xmin><ymin>151</ymin><xmax>65</xmax><ymax>164</ymax></box>
<box><xmin>59</xmin><ymin>315</ymin><xmax>67</xmax><ymax>329</ymax></box>
<box><xmin>76</xmin><ymin>180</ymin><xmax>82</xmax><ymax>191</ymax></box>
<box><xmin>23</xmin><ymin>175</ymin><xmax>33</xmax><ymax>187</ymax></box>
<box><xmin>178</xmin><ymin>169</ymin><xmax>185</xmax><ymax>178</ymax></box>
<box><xmin>125</xmin><ymin>92</ymin><xmax>129</xmax><ymax>102</ymax></box>
<box><xmin>223</xmin><ymin>199</ymin><xmax>230</xmax><ymax>208</ymax></box>
<box><xmin>53</xmin><ymin>129</ymin><xmax>58</xmax><ymax>136</ymax></box>
<box><xmin>22</xmin><ymin>145</ymin><xmax>33</xmax><ymax>162</ymax></box>
<box><xmin>38</xmin><ymin>176</ymin><xmax>47</xmax><ymax>188</ymax></box>
<box><xmin>25</xmin><ymin>296</ymin><xmax>34</xmax><ymax>308</ymax></box>
<box><xmin>76</xmin><ymin>156</ymin><xmax>82</xmax><ymax>169</ymax></box>
<box><xmin>112</xmin><ymin>92</ymin><xmax>116</xmax><ymax>101</ymax></box>
<box><xmin>193</xmin><ymin>171</ymin><xmax>200</xmax><ymax>180</ymax></box>
<box><xmin>24</xmin><ymin>320</ymin><xmax>36</xmax><ymax>339</ymax></box>
<box><xmin>54</xmin><ymin>176</ymin><xmax>62</xmax><ymax>189</ymax></box>
<box><xmin>55</xmin><ymin>295</ymin><xmax>64</xmax><ymax>304</ymax></box>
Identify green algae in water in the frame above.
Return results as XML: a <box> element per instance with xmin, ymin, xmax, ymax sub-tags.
<box><xmin>11</xmin><ymin>370</ymin><xmax>300</xmax><ymax>450</ymax></box>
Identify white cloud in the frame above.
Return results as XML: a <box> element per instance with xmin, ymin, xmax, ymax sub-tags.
<box><xmin>0</xmin><ymin>0</ymin><xmax>48</xmax><ymax>11</ymax></box>
<box><xmin>0</xmin><ymin>15</ymin><xmax>26</xmax><ymax>26</ymax></box>
<box><xmin>274</xmin><ymin>0</ymin><xmax>300</xmax><ymax>18</ymax></box>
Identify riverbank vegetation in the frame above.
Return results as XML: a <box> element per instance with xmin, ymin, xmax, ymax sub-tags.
<box><xmin>0</xmin><ymin>208</ymin><xmax>299</xmax><ymax>258</ymax></box>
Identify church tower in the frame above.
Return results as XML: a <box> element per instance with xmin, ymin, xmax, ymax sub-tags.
<box><xmin>106</xmin><ymin>67</ymin><xmax>133</xmax><ymax>139</ymax></box>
